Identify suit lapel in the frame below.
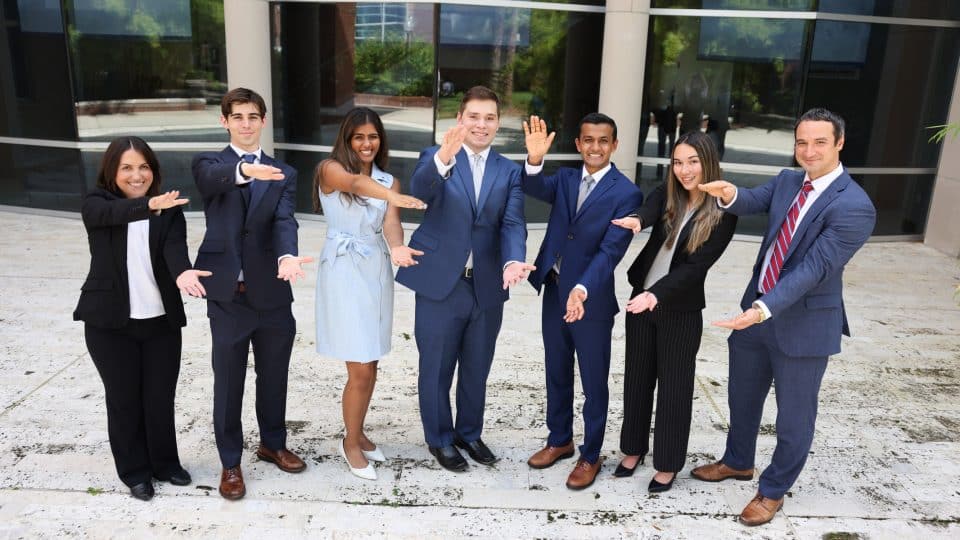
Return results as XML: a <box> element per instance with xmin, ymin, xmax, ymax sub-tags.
<box><xmin>246</xmin><ymin>152</ymin><xmax>275</xmax><ymax>219</ymax></box>
<box><xmin>476</xmin><ymin>152</ymin><xmax>498</xmax><ymax>213</ymax></box>
<box><xmin>783</xmin><ymin>173</ymin><xmax>848</xmax><ymax>262</ymax></box>
<box><xmin>761</xmin><ymin>172</ymin><xmax>803</xmax><ymax>255</ymax></box>
<box><xmin>574</xmin><ymin>171</ymin><xmax>616</xmax><ymax>222</ymax></box>
<box><xmin>567</xmin><ymin>170</ymin><xmax>580</xmax><ymax>221</ymax></box>
<box><xmin>453</xmin><ymin>148</ymin><xmax>477</xmax><ymax>214</ymax></box>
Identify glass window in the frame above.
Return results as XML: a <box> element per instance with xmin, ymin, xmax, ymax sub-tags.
<box><xmin>639</xmin><ymin>15</ymin><xmax>807</xmax><ymax>184</ymax></box>
<box><xmin>270</xmin><ymin>2</ymin><xmax>436</xmax><ymax>152</ymax></box>
<box><xmin>0</xmin><ymin>2</ymin><xmax>77</xmax><ymax>139</ymax></box>
<box><xmin>651</xmin><ymin>1</ymin><xmax>815</xmax><ymax>10</ymax></box>
<box><xmin>803</xmin><ymin>22</ymin><xmax>960</xmax><ymax>168</ymax></box>
<box><xmin>855</xmin><ymin>173</ymin><xmax>933</xmax><ymax>235</ymax></box>
<box><xmin>436</xmin><ymin>5</ymin><xmax>605</xmax><ymax>155</ymax></box>
<box><xmin>63</xmin><ymin>0</ymin><xmax>228</xmax><ymax>142</ymax></box>
<box><xmin>0</xmin><ymin>143</ymin><xmax>85</xmax><ymax>210</ymax></box>
<box><xmin>817</xmin><ymin>0</ymin><xmax>960</xmax><ymax>20</ymax></box>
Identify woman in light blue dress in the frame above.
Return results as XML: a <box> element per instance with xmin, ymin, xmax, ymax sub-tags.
<box><xmin>313</xmin><ymin>107</ymin><xmax>425</xmax><ymax>480</ymax></box>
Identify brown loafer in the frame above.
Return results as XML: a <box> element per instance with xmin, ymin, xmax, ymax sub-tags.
<box><xmin>690</xmin><ymin>461</ymin><xmax>754</xmax><ymax>482</ymax></box>
<box><xmin>219</xmin><ymin>466</ymin><xmax>245</xmax><ymax>500</ymax></box>
<box><xmin>565</xmin><ymin>457</ymin><xmax>602</xmax><ymax>490</ymax></box>
<box><xmin>527</xmin><ymin>442</ymin><xmax>575</xmax><ymax>469</ymax></box>
<box><xmin>256</xmin><ymin>445</ymin><xmax>306</xmax><ymax>473</ymax></box>
<box><xmin>739</xmin><ymin>493</ymin><xmax>783</xmax><ymax>526</ymax></box>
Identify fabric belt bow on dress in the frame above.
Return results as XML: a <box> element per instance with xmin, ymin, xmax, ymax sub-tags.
<box><xmin>321</xmin><ymin>230</ymin><xmax>383</xmax><ymax>266</ymax></box>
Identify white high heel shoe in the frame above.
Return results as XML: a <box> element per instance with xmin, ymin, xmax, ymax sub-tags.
<box><xmin>361</xmin><ymin>446</ymin><xmax>386</xmax><ymax>462</ymax></box>
<box><xmin>339</xmin><ymin>439</ymin><xmax>377</xmax><ymax>480</ymax></box>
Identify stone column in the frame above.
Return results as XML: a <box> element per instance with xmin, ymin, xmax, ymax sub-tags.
<box><xmin>924</xmin><ymin>58</ymin><xmax>960</xmax><ymax>257</ymax></box>
<box><xmin>597</xmin><ymin>0</ymin><xmax>651</xmax><ymax>181</ymax></box>
<box><xmin>223</xmin><ymin>0</ymin><xmax>275</xmax><ymax>152</ymax></box>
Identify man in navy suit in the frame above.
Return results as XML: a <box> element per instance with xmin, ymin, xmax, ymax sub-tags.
<box><xmin>193</xmin><ymin>88</ymin><xmax>313</xmax><ymax>500</ymax></box>
<box><xmin>396</xmin><ymin>86</ymin><xmax>535</xmax><ymax>472</ymax></box>
<box><xmin>693</xmin><ymin>108</ymin><xmax>876</xmax><ymax>525</ymax></box>
<box><xmin>522</xmin><ymin>113</ymin><xmax>643</xmax><ymax>490</ymax></box>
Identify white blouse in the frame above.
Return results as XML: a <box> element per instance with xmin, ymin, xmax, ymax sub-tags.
<box><xmin>126</xmin><ymin>219</ymin><xmax>165</xmax><ymax>319</ymax></box>
<box><xmin>643</xmin><ymin>208</ymin><xmax>697</xmax><ymax>291</ymax></box>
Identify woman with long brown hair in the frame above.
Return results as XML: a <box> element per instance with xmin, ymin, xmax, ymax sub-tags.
<box><xmin>610</xmin><ymin>131</ymin><xmax>737</xmax><ymax>492</ymax></box>
<box><xmin>313</xmin><ymin>107</ymin><xmax>425</xmax><ymax>480</ymax></box>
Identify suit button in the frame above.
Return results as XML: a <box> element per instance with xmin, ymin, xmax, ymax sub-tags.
<box><xmin>567</xmin><ymin>233</ymin><xmax>574</xmax><ymax>240</ymax></box>
<box><xmin>241</xmin><ymin>229</ymin><xmax>249</xmax><ymax>237</ymax></box>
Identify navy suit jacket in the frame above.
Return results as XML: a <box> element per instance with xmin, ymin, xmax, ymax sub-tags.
<box><xmin>396</xmin><ymin>146</ymin><xmax>527</xmax><ymax>311</ymax></box>
<box><xmin>192</xmin><ymin>146</ymin><xmax>299</xmax><ymax>310</ymax></box>
<box><xmin>727</xmin><ymin>168</ymin><xmax>876</xmax><ymax>357</ymax></box>
<box><xmin>524</xmin><ymin>164</ymin><xmax>643</xmax><ymax>321</ymax></box>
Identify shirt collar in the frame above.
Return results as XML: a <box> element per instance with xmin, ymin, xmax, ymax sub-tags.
<box><xmin>231</xmin><ymin>144</ymin><xmax>262</xmax><ymax>160</ymax></box>
<box><xmin>582</xmin><ymin>163</ymin><xmax>612</xmax><ymax>183</ymax></box>
<box><xmin>804</xmin><ymin>162</ymin><xmax>844</xmax><ymax>192</ymax></box>
<box><xmin>463</xmin><ymin>145</ymin><xmax>491</xmax><ymax>162</ymax></box>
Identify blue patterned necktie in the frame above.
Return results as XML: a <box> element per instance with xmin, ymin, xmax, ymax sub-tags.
<box><xmin>243</xmin><ymin>153</ymin><xmax>267</xmax><ymax>208</ymax></box>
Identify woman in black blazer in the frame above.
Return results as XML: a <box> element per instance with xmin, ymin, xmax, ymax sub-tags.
<box><xmin>611</xmin><ymin>131</ymin><xmax>737</xmax><ymax>493</ymax></box>
<box><xmin>73</xmin><ymin>136</ymin><xmax>209</xmax><ymax>501</ymax></box>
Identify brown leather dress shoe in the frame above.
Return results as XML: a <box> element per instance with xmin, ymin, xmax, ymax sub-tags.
<box><xmin>739</xmin><ymin>493</ymin><xmax>783</xmax><ymax>526</ymax></box>
<box><xmin>565</xmin><ymin>458</ymin><xmax>602</xmax><ymax>490</ymax></box>
<box><xmin>219</xmin><ymin>466</ymin><xmax>245</xmax><ymax>500</ymax></box>
<box><xmin>256</xmin><ymin>445</ymin><xmax>306</xmax><ymax>473</ymax></box>
<box><xmin>527</xmin><ymin>442</ymin><xmax>575</xmax><ymax>469</ymax></box>
<box><xmin>690</xmin><ymin>461</ymin><xmax>754</xmax><ymax>482</ymax></box>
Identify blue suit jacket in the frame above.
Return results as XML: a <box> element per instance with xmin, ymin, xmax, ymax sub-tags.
<box><xmin>395</xmin><ymin>146</ymin><xmax>527</xmax><ymax>310</ymax></box>
<box><xmin>727</xmin><ymin>168</ymin><xmax>876</xmax><ymax>357</ymax></box>
<box><xmin>524</xmin><ymin>164</ymin><xmax>643</xmax><ymax>321</ymax></box>
<box><xmin>192</xmin><ymin>146</ymin><xmax>299</xmax><ymax>310</ymax></box>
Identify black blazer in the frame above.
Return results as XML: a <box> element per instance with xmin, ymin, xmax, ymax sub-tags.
<box><xmin>626</xmin><ymin>184</ymin><xmax>737</xmax><ymax>311</ymax></box>
<box><xmin>73</xmin><ymin>188</ymin><xmax>192</xmax><ymax>329</ymax></box>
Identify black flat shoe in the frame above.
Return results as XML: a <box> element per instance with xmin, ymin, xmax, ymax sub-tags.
<box><xmin>429</xmin><ymin>445</ymin><xmax>468</xmax><ymax>472</ymax></box>
<box><xmin>648</xmin><ymin>472</ymin><xmax>676</xmax><ymax>493</ymax></box>
<box><xmin>154</xmin><ymin>467</ymin><xmax>192</xmax><ymax>486</ymax></box>
<box><xmin>454</xmin><ymin>437</ymin><xmax>499</xmax><ymax>466</ymax></box>
<box><xmin>129</xmin><ymin>481</ymin><xmax>155</xmax><ymax>501</ymax></box>
<box><xmin>613</xmin><ymin>456</ymin><xmax>644</xmax><ymax>478</ymax></box>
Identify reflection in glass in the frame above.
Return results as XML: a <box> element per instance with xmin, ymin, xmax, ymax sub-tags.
<box><xmin>271</xmin><ymin>2</ymin><xmax>435</xmax><ymax>151</ymax></box>
<box><xmin>651</xmin><ymin>0</ymin><xmax>814</xmax><ymax>10</ymax></box>
<box><xmin>855</xmin><ymin>173</ymin><xmax>933</xmax><ymax>235</ymax></box>
<box><xmin>436</xmin><ymin>5</ymin><xmax>604</xmax><ymax>154</ymax></box>
<box><xmin>64</xmin><ymin>0</ymin><xmax>227</xmax><ymax>142</ymax></box>
<box><xmin>0</xmin><ymin>143</ymin><xmax>85</xmax><ymax>210</ymax></box>
<box><xmin>639</xmin><ymin>16</ymin><xmax>806</xmax><ymax>184</ymax></box>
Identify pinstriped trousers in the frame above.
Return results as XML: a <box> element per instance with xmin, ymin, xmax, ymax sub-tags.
<box><xmin>619</xmin><ymin>308</ymin><xmax>702</xmax><ymax>473</ymax></box>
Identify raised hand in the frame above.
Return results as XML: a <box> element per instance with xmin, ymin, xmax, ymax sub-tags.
<box><xmin>712</xmin><ymin>308</ymin><xmax>762</xmax><ymax>330</ymax></box>
<box><xmin>277</xmin><ymin>255</ymin><xmax>314</xmax><ymax>284</ymax></box>
<box><xmin>502</xmin><ymin>262</ymin><xmax>537</xmax><ymax>289</ymax></box>
<box><xmin>241</xmin><ymin>162</ymin><xmax>286</xmax><ymax>181</ymax></box>
<box><xmin>387</xmin><ymin>191</ymin><xmax>428</xmax><ymax>210</ymax></box>
<box><xmin>391</xmin><ymin>245</ymin><xmax>424</xmax><ymax>267</ymax></box>
<box><xmin>564</xmin><ymin>288</ymin><xmax>586</xmax><ymax>323</ymax></box>
<box><xmin>697</xmin><ymin>180</ymin><xmax>737</xmax><ymax>205</ymax></box>
<box><xmin>523</xmin><ymin>115</ymin><xmax>556</xmax><ymax>166</ymax></box>
<box><xmin>148</xmin><ymin>190</ymin><xmax>189</xmax><ymax>210</ymax></box>
<box><xmin>176</xmin><ymin>269</ymin><xmax>212</xmax><ymax>298</ymax></box>
<box><xmin>436</xmin><ymin>124</ymin><xmax>469</xmax><ymax>165</ymax></box>
<box><xmin>611</xmin><ymin>216</ymin><xmax>643</xmax><ymax>234</ymax></box>
<box><xmin>625</xmin><ymin>291</ymin><xmax>658</xmax><ymax>314</ymax></box>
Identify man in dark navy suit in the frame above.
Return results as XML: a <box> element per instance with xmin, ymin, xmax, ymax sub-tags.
<box><xmin>193</xmin><ymin>88</ymin><xmax>313</xmax><ymax>500</ymax></box>
<box><xmin>693</xmin><ymin>108</ymin><xmax>876</xmax><ymax>526</ymax></box>
<box><xmin>521</xmin><ymin>113</ymin><xmax>643</xmax><ymax>490</ymax></box>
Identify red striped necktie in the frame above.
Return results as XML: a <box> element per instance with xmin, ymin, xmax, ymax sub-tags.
<box><xmin>760</xmin><ymin>180</ymin><xmax>814</xmax><ymax>293</ymax></box>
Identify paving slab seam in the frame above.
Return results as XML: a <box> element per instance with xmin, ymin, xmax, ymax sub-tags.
<box><xmin>0</xmin><ymin>353</ymin><xmax>87</xmax><ymax>417</ymax></box>
<box><xmin>694</xmin><ymin>374</ymin><xmax>729</xmax><ymax>429</ymax></box>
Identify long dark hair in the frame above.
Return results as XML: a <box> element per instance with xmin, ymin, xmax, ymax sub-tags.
<box><xmin>663</xmin><ymin>131</ymin><xmax>724</xmax><ymax>254</ymax></box>
<box><xmin>313</xmin><ymin>107</ymin><xmax>390</xmax><ymax>212</ymax></box>
<box><xmin>96</xmin><ymin>136</ymin><xmax>161</xmax><ymax>198</ymax></box>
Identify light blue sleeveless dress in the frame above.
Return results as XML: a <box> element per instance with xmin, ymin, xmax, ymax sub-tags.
<box><xmin>315</xmin><ymin>165</ymin><xmax>394</xmax><ymax>362</ymax></box>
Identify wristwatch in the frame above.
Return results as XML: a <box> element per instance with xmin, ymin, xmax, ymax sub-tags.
<box><xmin>751</xmin><ymin>301</ymin><xmax>767</xmax><ymax>323</ymax></box>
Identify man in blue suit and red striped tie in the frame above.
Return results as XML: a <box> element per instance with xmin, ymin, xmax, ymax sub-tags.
<box><xmin>693</xmin><ymin>108</ymin><xmax>876</xmax><ymax>526</ymax></box>
<box><xmin>522</xmin><ymin>113</ymin><xmax>643</xmax><ymax>490</ymax></box>
<box><xmin>396</xmin><ymin>86</ymin><xmax>535</xmax><ymax>472</ymax></box>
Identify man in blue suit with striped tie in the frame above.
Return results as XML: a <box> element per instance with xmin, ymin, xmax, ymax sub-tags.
<box><xmin>396</xmin><ymin>86</ymin><xmax>535</xmax><ymax>472</ymax></box>
<box><xmin>694</xmin><ymin>108</ymin><xmax>876</xmax><ymax>526</ymax></box>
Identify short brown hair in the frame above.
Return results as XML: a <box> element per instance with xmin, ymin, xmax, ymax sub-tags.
<box><xmin>96</xmin><ymin>136</ymin><xmax>162</xmax><ymax>198</ymax></box>
<box><xmin>459</xmin><ymin>86</ymin><xmax>500</xmax><ymax>117</ymax></box>
<box><xmin>221</xmin><ymin>87</ymin><xmax>267</xmax><ymax>117</ymax></box>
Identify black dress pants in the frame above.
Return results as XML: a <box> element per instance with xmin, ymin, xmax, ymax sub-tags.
<box><xmin>85</xmin><ymin>316</ymin><xmax>183</xmax><ymax>487</ymax></box>
<box><xmin>619</xmin><ymin>308</ymin><xmax>702</xmax><ymax>472</ymax></box>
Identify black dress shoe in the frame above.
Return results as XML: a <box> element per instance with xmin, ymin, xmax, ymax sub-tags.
<box><xmin>454</xmin><ymin>437</ymin><xmax>498</xmax><ymax>466</ymax></box>
<box><xmin>129</xmin><ymin>481</ymin><xmax>155</xmax><ymax>501</ymax></box>
<box><xmin>429</xmin><ymin>445</ymin><xmax>468</xmax><ymax>472</ymax></box>
<box><xmin>613</xmin><ymin>456</ymin><xmax>644</xmax><ymax>478</ymax></box>
<box><xmin>648</xmin><ymin>472</ymin><xmax>676</xmax><ymax>493</ymax></box>
<box><xmin>167</xmin><ymin>467</ymin><xmax>191</xmax><ymax>486</ymax></box>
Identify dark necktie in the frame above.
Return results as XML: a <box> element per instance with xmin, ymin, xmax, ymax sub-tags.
<box><xmin>243</xmin><ymin>153</ymin><xmax>267</xmax><ymax>209</ymax></box>
<box><xmin>760</xmin><ymin>180</ymin><xmax>814</xmax><ymax>293</ymax></box>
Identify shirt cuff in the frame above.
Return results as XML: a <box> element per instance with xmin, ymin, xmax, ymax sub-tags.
<box><xmin>277</xmin><ymin>254</ymin><xmax>294</xmax><ymax>268</ymax></box>
<box><xmin>525</xmin><ymin>159</ymin><xmax>544</xmax><ymax>175</ymax></box>
<box><xmin>574</xmin><ymin>284</ymin><xmax>588</xmax><ymax>299</ymax></box>
<box><xmin>718</xmin><ymin>188</ymin><xmax>738</xmax><ymax>208</ymax></box>
<box><xmin>503</xmin><ymin>260</ymin><xmax>519</xmax><ymax>271</ymax></box>
<box><xmin>754</xmin><ymin>299</ymin><xmax>772</xmax><ymax>320</ymax></box>
<box><xmin>235</xmin><ymin>161</ymin><xmax>253</xmax><ymax>185</ymax></box>
<box><xmin>434</xmin><ymin>152</ymin><xmax>455</xmax><ymax>177</ymax></box>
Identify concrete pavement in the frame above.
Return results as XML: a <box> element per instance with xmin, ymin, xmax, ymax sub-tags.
<box><xmin>0</xmin><ymin>207</ymin><xmax>957</xmax><ymax>539</ymax></box>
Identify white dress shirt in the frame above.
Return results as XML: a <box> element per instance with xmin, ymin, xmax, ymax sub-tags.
<box><xmin>232</xmin><ymin>145</ymin><xmax>262</xmax><ymax>185</ymax></box>
<box><xmin>126</xmin><ymin>219</ymin><xmax>165</xmax><ymax>319</ymax></box>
